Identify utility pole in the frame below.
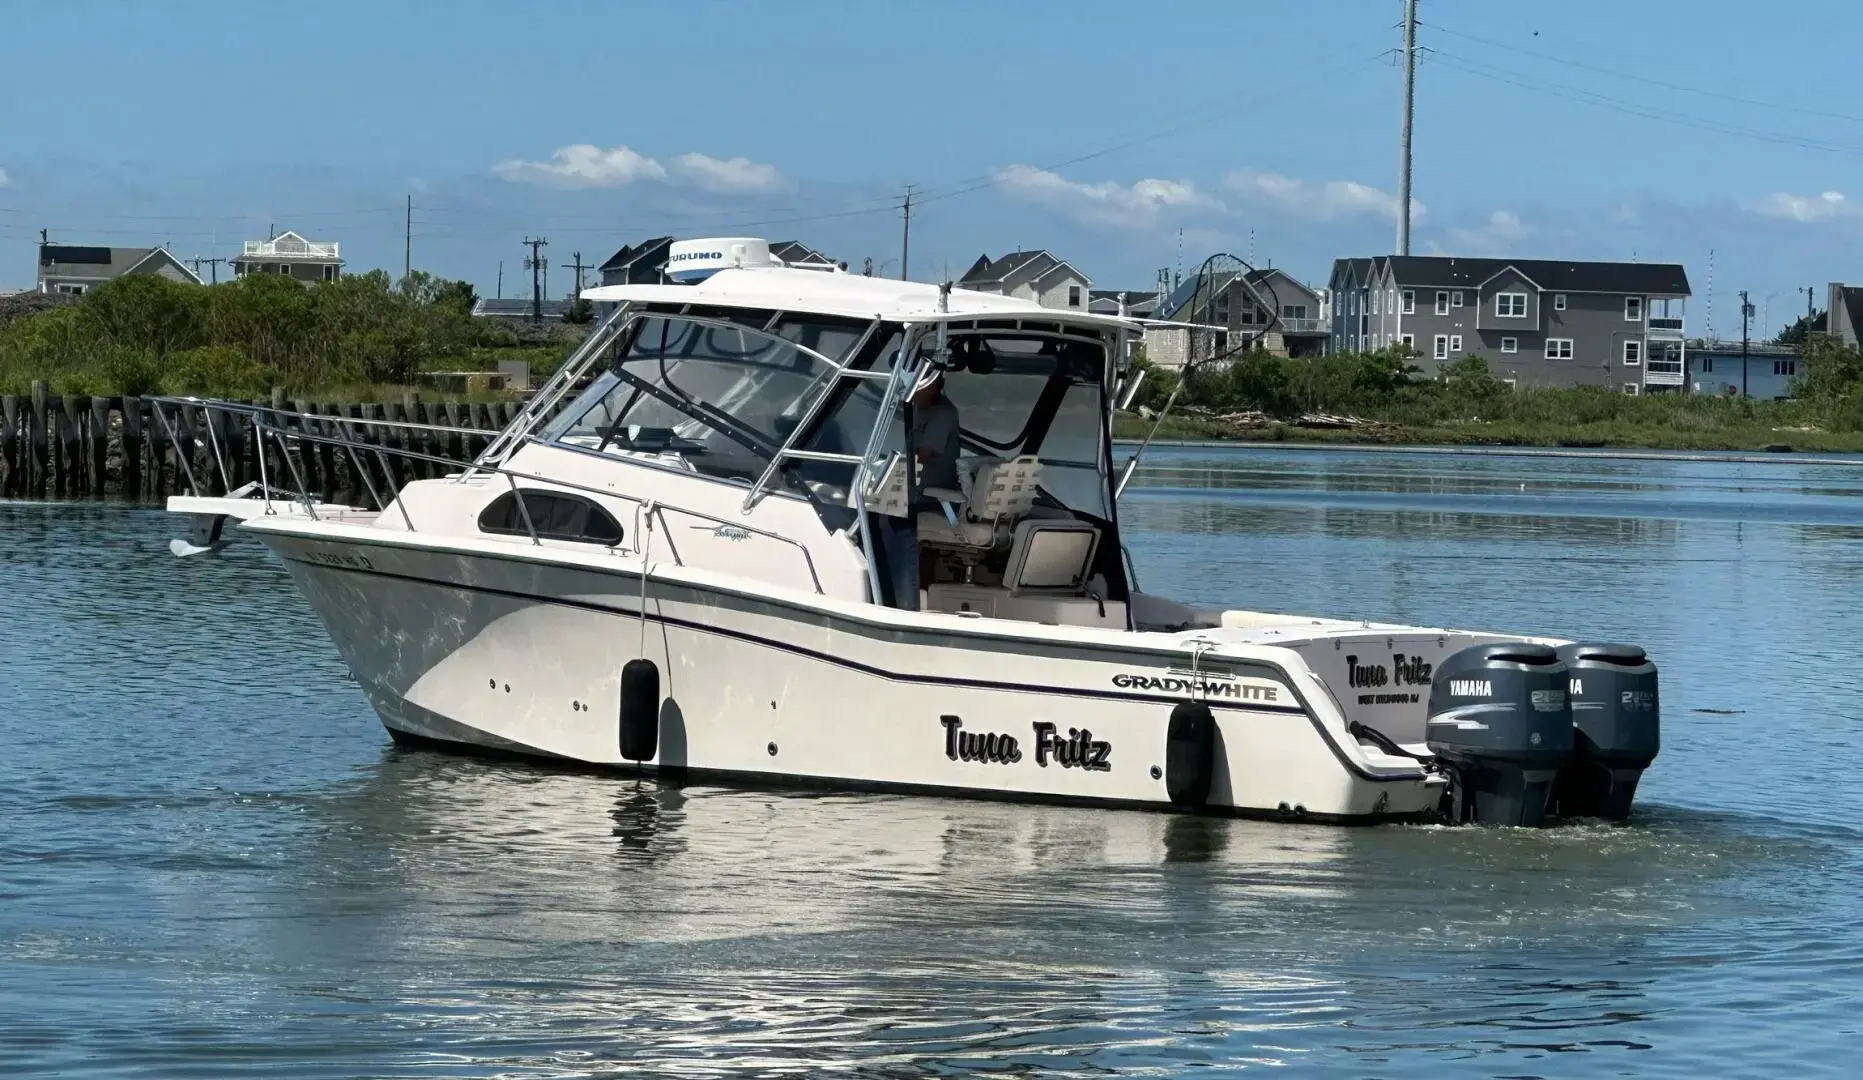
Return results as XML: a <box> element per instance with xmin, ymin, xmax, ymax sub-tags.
<box><xmin>1397</xmin><ymin>0</ymin><xmax>1418</xmax><ymax>255</ymax></box>
<box><xmin>496</xmin><ymin>261</ymin><xmax>504</xmax><ymax>299</ymax></box>
<box><xmin>1805</xmin><ymin>285</ymin><xmax>1817</xmax><ymax>322</ymax></box>
<box><xmin>1740</xmin><ymin>289</ymin><xmax>1752</xmax><ymax>398</ymax></box>
<box><xmin>523</xmin><ymin>237</ymin><xmax>548</xmax><ymax>325</ymax></box>
<box><xmin>899</xmin><ymin>186</ymin><xmax>917</xmax><ymax>281</ymax></box>
<box><xmin>190</xmin><ymin>256</ymin><xmax>227</xmax><ymax>284</ymax></box>
<box><xmin>568</xmin><ymin>251</ymin><xmax>588</xmax><ymax>299</ymax></box>
<box><xmin>403</xmin><ymin>194</ymin><xmax>412</xmax><ymax>283</ymax></box>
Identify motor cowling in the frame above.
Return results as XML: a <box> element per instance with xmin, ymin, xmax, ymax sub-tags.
<box><xmin>1549</xmin><ymin>643</ymin><xmax>1659</xmax><ymax>821</ymax></box>
<box><xmin>1426</xmin><ymin>642</ymin><xmax>1574</xmax><ymax>826</ymax></box>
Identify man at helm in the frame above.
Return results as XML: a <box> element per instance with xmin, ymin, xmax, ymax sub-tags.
<box><xmin>908</xmin><ymin>364</ymin><xmax>961</xmax><ymax>494</ymax></box>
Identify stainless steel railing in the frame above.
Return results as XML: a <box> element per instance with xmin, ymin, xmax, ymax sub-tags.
<box><xmin>146</xmin><ymin>395</ymin><xmax>827</xmax><ymax>594</ymax></box>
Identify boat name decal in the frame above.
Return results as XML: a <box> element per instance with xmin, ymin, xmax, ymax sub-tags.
<box><xmin>1111</xmin><ymin>672</ymin><xmax>1279</xmax><ymax>702</ymax></box>
<box><xmin>695</xmin><ymin>523</ymin><xmax>751</xmax><ymax>541</ymax></box>
<box><xmin>941</xmin><ymin>715</ymin><xmax>1021</xmax><ymax>764</ymax></box>
<box><xmin>1346</xmin><ymin>653</ymin><xmax>1433</xmax><ymax>690</ymax></box>
<box><xmin>940</xmin><ymin>717</ymin><xmax>1109</xmax><ymax>771</ymax></box>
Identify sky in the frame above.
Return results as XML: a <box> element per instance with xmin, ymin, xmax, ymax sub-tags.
<box><xmin>2</xmin><ymin>0</ymin><xmax>1860</xmax><ymax>338</ymax></box>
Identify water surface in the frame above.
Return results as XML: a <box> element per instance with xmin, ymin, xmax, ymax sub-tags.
<box><xmin>4</xmin><ymin>446</ymin><xmax>1861</xmax><ymax>1076</ymax></box>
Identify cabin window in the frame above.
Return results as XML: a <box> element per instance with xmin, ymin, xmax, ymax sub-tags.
<box><xmin>478</xmin><ymin>489</ymin><xmax>623</xmax><ymax>545</ymax></box>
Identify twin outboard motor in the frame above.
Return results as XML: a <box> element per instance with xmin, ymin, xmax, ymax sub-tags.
<box><xmin>1549</xmin><ymin>643</ymin><xmax>1660</xmax><ymax>820</ymax></box>
<box><xmin>1426</xmin><ymin>643</ymin><xmax>1574</xmax><ymax>826</ymax></box>
<box><xmin>1426</xmin><ymin>641</ymin><xmax>1662</xmax><ymax>826</ymax></box>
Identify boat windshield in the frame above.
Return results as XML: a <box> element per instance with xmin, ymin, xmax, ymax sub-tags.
<box><xmin>540</xmin><ymin>313</ymin><xmax>872</xmax><ymax>491</ymax></box>
<box><xmin>933</xmin><ymin>333</ymin><xmax>1112</xmax><ymax>520</ymax></box>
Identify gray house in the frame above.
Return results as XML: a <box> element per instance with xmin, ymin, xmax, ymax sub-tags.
<box><xmin>1330</xmin><ymin>256</ymin><xmax>1691</xmax><ymax>393</ymax></box>
<box><xmin>231</xmin><ymin>230</ymin><xmax>344</xmax><ymax>283</ymax></box>
<box><xmin>767</xmin><ymin>240</ymin><xmax>841</xmax><ymax>271</ymax></box>
<box><xmin>1825</xmin><ymin>282</ymin><xmax>1863</xmax><ymax>346</ymax></box>
<box><xmin>597</xmin><ymin>236</ymin><xmax>675</xmax><ymax>287</ymax></box>
<box><xmin>958</xmin><ymin>250</ymin><xmax>1092</xmax><ymax>310</ymax></box>
<box><xmin>1688</xmin><ymin>342</ymin><xmax>1799</xmax><ymax>400</ymax></box>
<box><xmin>37</xmin><ymin>244</ymin><xmax>201</xmax><ymax>295</ymax></box>
<box><xmin>1147</xmin><ymin>267</ymin><xmax>1330</xmax><ymax>368</ymax></box>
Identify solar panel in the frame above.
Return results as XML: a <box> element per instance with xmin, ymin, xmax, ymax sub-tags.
<box><xmin>42</xmin><ymin>246</ymin><xmax>113</xmax><ymax>265</ymax></box>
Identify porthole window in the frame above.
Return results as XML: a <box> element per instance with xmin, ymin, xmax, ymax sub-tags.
<box><xmin>478</xmin><ymin>490</ymin><xmax>623</xmax><ymax>546</ymax></box>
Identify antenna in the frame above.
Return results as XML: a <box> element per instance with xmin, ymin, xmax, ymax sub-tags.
<box><xmin>1706</xmin><ymin>248</ymin><xmax>1715</xmax><ymax>341</ymax></box>
<box><xmin>523</xmin><ymin>236</ymin><xmax>549</xmax><ymax>324</ymax></box>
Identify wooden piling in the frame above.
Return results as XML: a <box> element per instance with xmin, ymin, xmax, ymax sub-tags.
<box><xmin>146</xmin><ymin>399</ymin><xmax>169</xmax><ymax>498</ymax></box>
<box><xmin>88</xmin><ymin>396</ymin><xmax>110</xmax><ymax>497</ymax></box>
<box><xmin>121</xmin><ymin>396</ymin><xmax>144</xmax><ymax>499</ymax></box>
<box><xmin>0</xmin><ymin>395</ymin><xmax>17</xmax><ymax>497</ymax></box>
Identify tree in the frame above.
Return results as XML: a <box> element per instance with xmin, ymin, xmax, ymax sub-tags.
<box><xmin>79</xmin><ymin>274</ymin><xmax>202</xmax><ymax>359</ymax></box>
<box><xmin>1777</xmin><ymin>309</ymin><xmax>1826</xmax><ymax>346</ymax></box>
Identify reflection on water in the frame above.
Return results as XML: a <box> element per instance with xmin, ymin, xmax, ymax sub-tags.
<box><xmin>7</xmin><ymin>450</ymin><xmax>1863</xmax><ymax>1076</ymax></box>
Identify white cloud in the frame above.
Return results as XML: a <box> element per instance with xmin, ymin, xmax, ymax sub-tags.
<box><xmin>1753</xmin><ymin>190</ymin><xmax>1853</xmax><ymax>222</ymax></box>
<box><xmin>1224</xmin><ymin>168</ymin><xmax>1424</xmax><ymax>224</ymax></box>
<box><xmin>492</xmin><ymin>143</ymin><xmax>667</xmax><ymax>187</ymax></box>
<box><xmin>1442</xmin><ymin>208</ymin><xmax>1531</xmax><ymax>251</ymax></box>
<box><xmin>671</xmin><ymin>152</ymin><xmax>786</xmax><ymax>193</ymax></box>
<box><xmin>993</xmin><ymin>164</ymin><xmax>1219</xmax><ymax>228</ymax></box>
<box><xmin>0</xmin><ymin>166</ymin><xmax>10</xmax><ymax>187</ymax></box>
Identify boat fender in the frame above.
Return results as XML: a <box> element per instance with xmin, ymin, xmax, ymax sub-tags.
<box><xmin>1165</xmin><ymin>702</ymin><xmax>1216</xmax><ymax>807</ymax></box>
<box><xmin>619</xmin><ymin>658</ymin><xmax>660</xmax><ymax>762</ymax></box>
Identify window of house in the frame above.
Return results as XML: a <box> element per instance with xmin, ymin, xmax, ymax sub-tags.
<box><xmin>1386</xmin><ymin>289</ymin><xmax>1395</xmax><ymax>312</ymax></box>
<box><xmin>478</xmin><ymin>489</ymin><xmax>624</xmax><ymax>546</ymax></box>
<box><xmin>1775</xmin><ymin>358</ymin><xmax>1798</xmax><ymax>377</ymax></box>
<box><xmin>322</xmin><ymin>265</ymin><xmax>337</xmax><ymax>282</ymax></box>
<box><xmin>1545</xmin><ymin>338</ymin><xmax>1574</xmax><ymax>359</ymax></box>
<box><xmin>1433</xmin><ymin>334</ymin><xmax>1449</xmax><ymax>360</ymax></box>
<box><xmin>1554</xmin><ymin>293</ymin><xmax>1567</xmax><ymax>311</ymax></box>
<box><xmin>1067</xmin><ymin>285</ymin><xmax>1081</xmax><ymax>308</ymax></box>
<box><xmin>1495</xmin><ymin>292</ymin><xmax>1527</xmax><ymax>318</ymax></box>
<box><xmin>1501</xmin><ymin>337</ymin><xmax>1518</xmax><ymax>354</ymax></box>
<box><xmin>1703</xmin><ymin>356</ymin><xmax>1713</xmax><ymax>372</ymax></box>
<box><xmin>1434</xmin><ymin>291</ymin><xmax>1449</xmax><ymax>315</ymax></box>
<box><xmin>52</xmin><ymin>283</ymin><xmax>87</xmax><ymax>295</ymax></box>
<box><xmin>1400</xmin><ymin>333</ymin><xmax>1415</xmax><ymax>350</ymax></box>
<box><xmin>1452</xmin><ymin>290</ymin><xmax>1465</xmax><ymax>308</ymax></box>
<box><xmin>1623</xmin><ymin>383</ymin><xmax>1640</xmax><ymax>396</ymax></box>
<box><xmin>1402</xmin><ymin>290</ymin><xmax>1415</xmax><ymax>314</ymax></box>
<box><xmin>1450</xmin><ymin>334</ymin><xmax>1463</xmax><ymax>353</ymax></box>
<box><xmin>1625</xmin><ymin>296</ymin><xmax>1643</xmax><ymax>321</ymax></box>
<box><xmin>1623</xmin><ymin>340</ymin><xmax>1642</xmax><ymax>365</ymax></box>
<box><xmin>1282</xmin><ymin>304</ymin><xmax>1308</xmax><ymax>321</ymax></box>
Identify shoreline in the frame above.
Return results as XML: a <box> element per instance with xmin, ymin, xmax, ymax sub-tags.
<box><xmin>1112</xmin><ymin>437</ymin><xmax>1863</xmax><ymax>467</ymax></box>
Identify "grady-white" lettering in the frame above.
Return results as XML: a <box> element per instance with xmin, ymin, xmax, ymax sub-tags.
<box><xmin>1110</xmin><ymin>672</ymin><xmax>1279</xmax><ymax>702</ymax></box>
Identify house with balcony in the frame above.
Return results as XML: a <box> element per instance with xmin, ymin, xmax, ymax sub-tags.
<box><xmin>958</xmin><ymin>250</ymin><xmax>1092</xmax><ymax>310</ymax></box>
<box><xmin>36</xmin><ymin>243</ymin><xmax>200</xmax><ymax>294</ymax></box>
<box><xmin>1145</xmin><ymin>267</ymin><xmax>1329</xmax><ymax>369</ymax></box>
<box><xmin>1329</xmin><ymin>255</ymin><xmax>1691</xmax><ymax>393</ymax></box>
<box><xmin>231</xmin><ymin>231</ymin><xmax>343</xmax><ymax>283</ymax></box>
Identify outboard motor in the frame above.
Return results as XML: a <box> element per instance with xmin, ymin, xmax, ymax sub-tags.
<box><xmin>1426</xmin><ymin>643</ymin><xmax>1574</xmax><ymax>826</ymax></box>
<box><xmin>1549</xmin><ymin>643</ymin><xmax>1660</xmax><ymax>821</ymax></box>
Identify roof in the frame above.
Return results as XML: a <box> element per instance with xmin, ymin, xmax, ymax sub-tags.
<box><xmin>1335</xmin><ymin>255</ymin><xmax>1689</xmax><ymax>295</ymax></box>
<box><xmin>1088</xmin><ymin>289</ymin><xmax>1159</xmax><ymax>316</ymax></box>
<box><xmin>582</xmin><ymin>266</ymin><xmax>1137</xmax><ymax>327</ymax></box>
<box><xmin>767</xmin><ymin>240</ymin><xmax>838</xmax><ymax>268</ymax></box>
<box><xmin>38</xmin><ymin>244</ymin><xmax>202</xmax><ymax>284</ymax></box>
<box><xmin>1157</xmin><ymin>268</ymin><xmax>1313</xmax><ymax>321</ymax></box>
<box><xmin>472</xmin><ymin>297</ymin><xmax>572</xmax><ymax>319</ymax></box>
<box><xmin>1833</xmin><ymin>286</ymin><xmax>1863</xmax><ymax>342</ymax></box>
<box><xmin>598</xmin><ymin>236</ymin><xmax>674</xmax><ymax>274</ymax></box>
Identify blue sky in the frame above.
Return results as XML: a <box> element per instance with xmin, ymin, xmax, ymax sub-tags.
<box><xmin>2</xmin><ymin>0</ymin><xmax>1860</xmax><ymax>336</ymax></box>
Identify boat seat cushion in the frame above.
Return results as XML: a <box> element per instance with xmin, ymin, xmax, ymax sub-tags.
<box><xmin>968</xmin><ymin>456</ymin><xmax>1043</xmax><ymax>521</ymax></box>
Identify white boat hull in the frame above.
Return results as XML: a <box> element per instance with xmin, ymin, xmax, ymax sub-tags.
<box><xmin>257</xmin><ymin>525</ymin><xmax>1445</xmax><ymax>823</ymax></box>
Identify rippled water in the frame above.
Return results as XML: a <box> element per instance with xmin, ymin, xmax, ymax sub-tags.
<box><xmin>6</xmin><ymin>446</ymin><xmax>1863</xmax><ymax>1077</ymax></box>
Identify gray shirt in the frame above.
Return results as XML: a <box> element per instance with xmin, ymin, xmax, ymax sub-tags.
<box><xmin>911</xmin><ymin>395</ymin><xmax>961</xmax><ymax>491</ymax></box>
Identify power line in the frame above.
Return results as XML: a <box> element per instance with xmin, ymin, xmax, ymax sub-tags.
<box><xmin>1429</xmin><ymin>50</ymin><xmax>1863</xmax><ymax>157</ymax></box>
<box><xmin>1424</xmin><ymin>21</ymin><xmax>1863</xmax><ymax>127</ymax></box>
